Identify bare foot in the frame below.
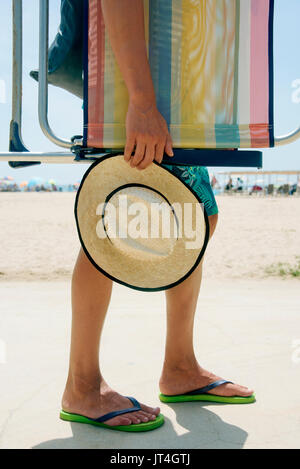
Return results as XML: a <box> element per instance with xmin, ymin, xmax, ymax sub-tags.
<box><xmin>159</xmin><ymin>362</ymin><xmax>254</xmax><ymax>397</ymax></box>
<box><xmin>62</xmin><ymin>379</ymin><xmax>160</xmax><ymax>426</ymax></box>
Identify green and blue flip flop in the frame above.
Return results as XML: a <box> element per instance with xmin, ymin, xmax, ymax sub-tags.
<box><xmin>60</xmin><ymin>396</ymin><xmax>164</xmax><ymax>432</ymax></box>
<box><xmin>159</xmin><ymin>379</ymin><xmax>256</xmax><ymax>405</ymax></box>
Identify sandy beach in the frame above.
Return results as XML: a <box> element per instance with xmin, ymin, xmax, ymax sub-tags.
<box><xmin>1</xmin><ymin>192</ymin><xmax>300</xmax><ymax>449</ymax></box>
<box><xmin>0</xmin><ymin>192</ymin><xmax>299</xmax><ymax>281</ymax></box>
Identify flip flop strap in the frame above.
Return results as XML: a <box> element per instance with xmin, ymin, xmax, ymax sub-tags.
<box><xmin>183</xmin><ymin>379</ymin><xmax>233</xmax><ymax>396</ymax></box>
<box><xmin>93</xmin><ymin>396</ymin><xmax>141</xmax><ymax>423</ymax></box>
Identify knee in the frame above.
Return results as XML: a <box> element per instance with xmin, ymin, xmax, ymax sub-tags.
<box><xmin>208</xmin><ymin>213</ymin><xmax>218</xmax><ymax>239</ymax></box>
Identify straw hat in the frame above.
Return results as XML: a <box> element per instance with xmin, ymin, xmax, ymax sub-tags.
<box><xmin>75</xmin><ymin>155</ymin><xmax>209</xmax><ymax>291</ymax></box>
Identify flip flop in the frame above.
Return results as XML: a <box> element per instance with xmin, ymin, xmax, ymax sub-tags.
<box><xmin>60</xmin><ymin>396</ymin><xmax>164</xmax><ymax>432</ymax></box>
<box><xmin>159</xmin><ymin>379</ymin><xmax>256</xmax><ymax>404</ymax></box>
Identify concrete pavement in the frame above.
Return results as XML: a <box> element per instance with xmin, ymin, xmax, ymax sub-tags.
<box><xmin>0</xmin><ymin>278</ymin><xmax>299</xmax><ymax>449</ymax></box>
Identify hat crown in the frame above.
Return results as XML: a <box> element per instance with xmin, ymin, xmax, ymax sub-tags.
<box><xmin>102</xmin><ymin>186</ymin><xmax>178</xmax><ymax>260</ymax></box>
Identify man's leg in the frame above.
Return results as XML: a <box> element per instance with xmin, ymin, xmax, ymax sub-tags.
<box><xmin>160</xmin><ymin>214</ymin><xmax>254</xmax><ymax>397</ymax></box>
<box><xmin>62</xmin><ymin>248</ymin><xmax>160</xmax><ymax>426</ymax></box>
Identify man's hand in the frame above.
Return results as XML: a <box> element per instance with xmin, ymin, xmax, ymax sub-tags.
<box><xmin>124</xmin><ymin>98</ymin><xmax>174</xmax><ymax>170</ymax></box>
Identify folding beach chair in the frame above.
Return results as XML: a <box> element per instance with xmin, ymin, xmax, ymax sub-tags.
<box><xmin>1</xmin><ymin>0</ymin><xmax>299</xmax><ymax>168</ymax></box>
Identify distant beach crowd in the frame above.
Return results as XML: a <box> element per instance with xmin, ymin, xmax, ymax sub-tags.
<box><xmin>1</xmin><ymin>175</ymin><xmax>300</xmax><ymax>197</ymax></box>
<box><xmin>0</xmin><ymin>177</ymin><xmax>79</xmax><ymax>193</ymax></box>
<box><xmin>211</xmin><ymin>175</ymin><xmax>300</xmax><ymax>197</ymax></box>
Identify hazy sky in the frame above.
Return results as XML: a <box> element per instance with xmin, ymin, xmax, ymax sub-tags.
<box><xmin>0</xmin><ymin>0</ymin><xmax>299</xmax><ymax>184</ymax></box>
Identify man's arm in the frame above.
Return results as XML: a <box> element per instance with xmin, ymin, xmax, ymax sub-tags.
<box><xmin>101</xmin><ymin>0</ymin><xmax>173</xmax><ymax>169</ymax></box>
<box><xmin>101</xmin><ymin>0</ymin><xmax>155</xmax><ymax>106</ymax></box>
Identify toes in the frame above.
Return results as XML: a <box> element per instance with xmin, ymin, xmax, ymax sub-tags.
<box><xmin>103</xmin><ymin>405</ymin><xmax>160</xmax><ymax>427</ymax></box>
<box><xmin>137</xmin><ymin>410</ymin><xmax>156</xmax><ymax>422</ymax></box>
<box><xmin>140</xmin><ymin>404</ymin><xmax>160</xmax><ymax>416</ymax></box>
<box><xmin>129</xmin><ymin>413</ymin><xmax>142</xmax><ymax>424</ymax></box>
<box><xmin>136</xmin><ymin>411</ymin><xmax>150</xmax><ymax>423</ymax></box>
<box><xmin>106</xmin><ymin>415</ymin><xmax>132</xmax><ymax>426</ymax></box>
<box><xmin>241</xmin><ymin>385</ymin><xmax>254</xmax><ymax>394</ymax></box>
<box><xmin>239</xmin><ymin>386</ymin><xmax>254</xmax><ymax>396</ymax></box>
<box><xmin>229</xmin><ymin>384</ymin><xmax>254</xmax><ymax>396</ymax></box>
<box><xmin>218</xmin><ymin>383</ymin><xmax>254</xmax><ymax>397</ymax></box>
<box><xmin>105</xmin><ymin>412</ymin><xmax>142</xmax><ymax>426</ymax></box>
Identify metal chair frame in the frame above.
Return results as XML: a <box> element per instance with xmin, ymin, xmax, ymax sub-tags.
<box><xmin>1</xmin><ymin>0</ymin><xmax>299</xmax><ymax>168</ymax></box>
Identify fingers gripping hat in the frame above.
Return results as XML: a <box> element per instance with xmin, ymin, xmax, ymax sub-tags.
<box><xmin>75</xmin><ymin>155</ymin><xmax>209</xmax><ymax>291</ymax></box>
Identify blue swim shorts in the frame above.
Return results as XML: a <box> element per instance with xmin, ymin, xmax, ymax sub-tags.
<box><xmin>161</xmin><ymin>164</ymin><xmax>218</xmax><ymax>217</ymax></box>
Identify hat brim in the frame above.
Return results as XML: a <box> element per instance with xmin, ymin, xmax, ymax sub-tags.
<box><xmin>75</xmin><ymin>154</ymin><xmax>209</xmax><ymax>292</ymax></box>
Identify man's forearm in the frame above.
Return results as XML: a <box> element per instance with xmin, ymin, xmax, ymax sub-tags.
<box><xmin>101</xmin><ymin>0</ymin><xmax>156</xmax><ymax>106</ymax></box>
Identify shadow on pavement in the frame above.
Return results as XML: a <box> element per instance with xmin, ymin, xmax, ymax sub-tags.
<box><xmin>33</xmin><ymin>403</ymin><xmax>248</xmax><ymax>449</ymax></box>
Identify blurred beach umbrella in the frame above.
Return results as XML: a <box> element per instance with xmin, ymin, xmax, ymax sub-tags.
<box><xmin>20</xmin><ymin>181</ymin><xmax>28</xmax><ymax>188</ymax></box>
<box><xmin>0</xmin><ymin>178</ymin><xmax>15</xmax><ymax>185</ymax></box>
<box><xmin>28</xmin><ymin>177</ymin><xmax>45</xmax><ymax>188</ymax></box>
<box><xmin>48</xmin><ymin>179</ymin><xmax>56</xmax><ymax>185</ymax></box>
<box><xmin>0</xmin><ymin>176</ymin><xmax>14</xmax><ymax>182</ymax></box>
